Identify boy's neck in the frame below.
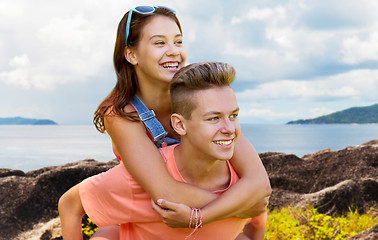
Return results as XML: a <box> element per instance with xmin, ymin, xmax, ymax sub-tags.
<box><xmin>174</xmin><ymin>144</ymin><xmax>230</xmax><ymax>192</ymax></box>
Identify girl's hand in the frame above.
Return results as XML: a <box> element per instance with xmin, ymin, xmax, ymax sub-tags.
<box><xmin>151</xmin><ymin>199</ymin><xmax>192</xmax><ymax>228</ymax></box>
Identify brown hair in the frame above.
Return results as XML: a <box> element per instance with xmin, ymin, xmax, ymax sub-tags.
<box><xmin>93</xmin><ymin>7</ymin><xmax>182</xmax><ymax>132</ymax></box>
<box><xmin>170</xmin><ymin>62</ymin><xmax>236</xmax><ymax>119</ymax></box>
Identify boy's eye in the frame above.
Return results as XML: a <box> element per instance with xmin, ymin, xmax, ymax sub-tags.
<box><xmin>230</xmin><ymin>113</ymin><xmax>238</xmax><ymax>119</ymax></box>
<box><xmin>208</xmin><ymin>116</ymin><xmax>219</xmax><ymax>121</ymax></box>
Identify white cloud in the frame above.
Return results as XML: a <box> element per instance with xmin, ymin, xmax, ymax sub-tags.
<box><xmin>0</xmin><ymin>2</ymin><xmax>118</xmax><ymax>90</ymax></box>
<box><xmin>309</xmin><ymin>107</ymin><xmax>334</xmax><ymax>117</ymax></box>
<box><xmin>231</xmin><ymin>6</ymin><xmax>286</xmax><ymax>24</ymax></box>
<box><xmin>236</xmin><ymin>69</ymin><xmax>378</xmax><ymax>101</ymax></box>
<box><xmin>238</xmin><ymin>103</ymin><xmax>336</xmax><ymax>122</ymax></box>
<box><xmin>1</xmin><ymin>0</ymin><xmax>378</xmax><ymax>124</ymax></box>
<box><xmin>242</xmin><ymin>106</ymin><xmax>299</xmax><ymax>119</ymax></box>
<box><xmin>237</xmin><ymin>102</ymin><xmax>338</xmax><ymax>123</ymax></box>
<box><xmin>341</xmin><ymin>31</ymin><xmax>378</xmax><ymax>64</ymax></box>
<box><xmin>9</xmin><ymin>54</ymin><xmax>30</xmax><ymax>68</ymax></box>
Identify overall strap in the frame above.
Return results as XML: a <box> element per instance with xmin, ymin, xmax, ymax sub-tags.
<box><xmin>129</xmin><ymin>95</ymin><xmax>168</xmax><ymax>143</ymax></box>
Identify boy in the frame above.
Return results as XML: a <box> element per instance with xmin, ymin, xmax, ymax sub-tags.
<box><xmin>60</xmin><ymin>62</ymin><xmax>268</xmax><ymax>239</ymax></box>
<box><xmin>151</xmin><ymin>61</ymin><xmax>267</xmax><ymax>239</ymax></box>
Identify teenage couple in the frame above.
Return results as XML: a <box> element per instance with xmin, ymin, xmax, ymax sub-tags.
<box><xmin>59</xmin><ymin>6</ymin><xmax>271</xmax><ymax>240</ymax></box>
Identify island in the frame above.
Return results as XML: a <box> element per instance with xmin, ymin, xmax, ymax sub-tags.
<box><xmin>287</xmin><ymin>103</ymin><xmax>378</xmax><ymax>124</ymax></box>
<box><xmin>0</xmin><ymin>117</ymin><xmax>58</xmax><ymax>125</ymax></box>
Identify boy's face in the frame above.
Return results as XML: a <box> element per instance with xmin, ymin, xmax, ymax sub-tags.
<box><xmin>183</xmin><ymin>85</ymin><xmax>240</xmax><ymax>161</ymax></box>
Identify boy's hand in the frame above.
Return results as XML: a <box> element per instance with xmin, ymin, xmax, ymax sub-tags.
<box><xmin>151</xmin><ymin>199</ymin><xmax>192</xmax><ymax>228</ymax></box>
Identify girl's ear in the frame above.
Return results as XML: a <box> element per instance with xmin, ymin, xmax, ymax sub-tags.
<box><xmin>171</xmin><ymin>113</ymin><xmax>187</xmax><ymax>136</ymax></box>
<box><xmin>124</xmin><ymin>47</ymin><xmax>138</xmax><ymax>65</ymax></box>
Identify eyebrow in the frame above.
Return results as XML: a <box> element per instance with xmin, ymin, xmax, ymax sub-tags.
<box><xmin>149</xmin><ymin>33</ymin><xmax>183</xmax><ymax>40</ymax></box>
<box><xmin>203</xmin><ymin>107</ymin><xmax>240</xmax><ymax>116</ymax></box>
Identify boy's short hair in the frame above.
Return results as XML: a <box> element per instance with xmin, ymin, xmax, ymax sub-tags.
<box><xmin>170</xmin><ymin>62</ymin><xmax>236</xmax><ymax>119</ymax></box>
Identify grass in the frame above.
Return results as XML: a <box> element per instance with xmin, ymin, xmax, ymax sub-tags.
<box><xmin>82</xmin><ymin>205</ymin><xmax>377</xmax><ymax>239</ymax></box>
<box><xmin>265</xmin><ymin>205</ymin><xmax>377</xmax><ymax>240</ymax></box>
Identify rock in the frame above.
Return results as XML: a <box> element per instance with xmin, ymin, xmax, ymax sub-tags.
<box><xmin>0</xmin><ymin>140</ymin><xmax>377</xmax><ymax>239</ymax></box>
<box><xmin>16</xmin><ymin>217</ymin><xmax>62</xmax><ymax>240</ymax></box>
<box><xmin>0</xmin><ymin>159</ymin><xmax>118</xmax><ymax>240</ymax></box>
<box><xmin>262</xmin><ymin>140</ymin><xmax>377</xmax><ymax>201</ymax></box>
<box><xmin>347</xmin><ymin>223</ymin><xmax>378</xmax><ymax>240</ymax></box>
<box><xmin>261</xmin><ymin>140</ymin><xmax>378</xmax><ymax>240</ymax></box>
<box><xmin>294</xmin><ymin>178</ymin><xmax>377</xmax><ymax>214</ymax></box>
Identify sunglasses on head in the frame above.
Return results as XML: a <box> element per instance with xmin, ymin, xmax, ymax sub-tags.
<box><xmin>125</xmin><ymin>6</ymin><xmax>176</xmax><ymax>46</ymax></box>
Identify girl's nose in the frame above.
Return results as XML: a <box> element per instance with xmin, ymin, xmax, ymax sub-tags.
<box><xmin>166</xmin><ymin>43</ymin><xmax>180</xmax><ymax>56</ymax></box>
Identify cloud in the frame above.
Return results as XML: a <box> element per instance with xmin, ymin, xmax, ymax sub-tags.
<box><xmin>0</xmin><ymin>1</ymin><xmax>126</xmax><ymax>90</ymax></box>
<box><xmin>298</xmin><ymin>0</ymin><xmax>378</xmax><ymax>30</ymax></box>
<box><xmin>341</xmin><ymin>31</ymin><xmax>378</xmax><ymax>64</ymax></box>
<box><xmin>9</xmin><ymin>54</ymin><xmax>30</xmax><ymax>67</ymax></box>
<box><xmin>236</xmin><ymin>69</ymin><xmax>378</xmax><ymax>101</ymax></box>
<box><xmin>231</xmin><ymin>6</ymin><xmax>286</xmax><ymax>24</ymax></box>
<box><xmin>241</xmin><ymin>105</ymin><xmax>300</xmax><ymax>119</ymax></box>
<box><xmin>1</xmin><ymin>0</ymin><xmax>378</xmax><ymax>124</ymax></box>
<box><xmin>238</xmin><ymin>103</ymin><xmax>337</xmax><ymax>123</ymax></box>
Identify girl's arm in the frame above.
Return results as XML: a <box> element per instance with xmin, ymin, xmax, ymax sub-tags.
<box><xmin>200</xmin><ymin>133</ymin><xmax>271</xmax><ymax>224</ymax></box>
<box><xmin>106</xmin><ymin>113</ymin><xmax>271</xmax><ymax>225</ymax></box>
<box><xmin>105</xmin><ymin>112</ymin><xmax>218</xmax><ymax>206</ymax></box>
<box><xmin>151</xmin><ymin>134</ymin><xmax>271</xmax><ymax>227</ymax></box>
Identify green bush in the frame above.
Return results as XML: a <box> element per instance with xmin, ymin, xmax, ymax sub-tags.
<box><xmin>81</xmin><ymin>205</ymin><xmax>377</xmax><ymax>239</ymax></box>
<box><xmin>82</xmin><ymin>215</ymin><xmax>98</xmax><ymax>240</ymax></box>
<box><xmin>265</xmin><ymin>205</ymin><xmax>377</xmax><ymax>240</ymax></box>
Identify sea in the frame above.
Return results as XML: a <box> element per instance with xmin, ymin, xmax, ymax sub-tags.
<box><xmin>1</xmin><ymin>124</ymin><xmax>377</xmax><ymax>172</ymax></box>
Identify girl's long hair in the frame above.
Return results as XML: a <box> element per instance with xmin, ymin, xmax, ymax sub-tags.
<box><xmin>93</xmin><ymin>7</ymin><xmax>182</xmax><ymax>132</ymax></box>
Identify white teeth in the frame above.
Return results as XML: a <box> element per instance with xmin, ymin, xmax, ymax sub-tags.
<box><xmin>163</xmin><ymin>62</ymin><xmax>179</xmax><ymax>69</ymax></box>
<box><xmin>214</xmin><ymin>140</ymin><xmax>233</xmax><ymax>145</ymax></box>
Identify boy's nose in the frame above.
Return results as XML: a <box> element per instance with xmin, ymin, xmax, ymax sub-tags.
<box><xmin>220</xmin><ymin>118</ymin><xmax>236</xmax><ymax>134</ymax></box>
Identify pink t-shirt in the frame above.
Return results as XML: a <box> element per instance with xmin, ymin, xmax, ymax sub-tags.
<box><xmin>120</xmin><ymin>144</ymin><xmax>249</xmax><ymax>239</ymax></box>
<box><xmin>80</xmin><ymin>144</ymin><xmax>250</xmax><ymax>239</ymax></box>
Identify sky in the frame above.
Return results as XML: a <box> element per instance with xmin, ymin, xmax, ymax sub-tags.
<box><xmin>1</xmin><ymin>0</ymin><xmax>378</xmax><ymax>125</ymax></box>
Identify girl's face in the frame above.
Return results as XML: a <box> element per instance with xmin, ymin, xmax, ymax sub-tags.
<box><xmin>131</xmin><ymin>15</ymin><xmax>187</xmax><ymax>87</ymax></box>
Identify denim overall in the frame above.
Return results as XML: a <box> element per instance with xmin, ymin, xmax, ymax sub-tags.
<box><xmin>130</xmin><ymin>95</ymin><xmax>180</xmax><ymax>148</ymax></box>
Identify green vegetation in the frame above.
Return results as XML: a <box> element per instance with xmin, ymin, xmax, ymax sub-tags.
<box><xmin>81</xmin><ymin>205</ymin><xmax>377</xmax><ymax>239</ymax></box>
<box><xmin>266</xmin><ymin>205</ymin><xmax>377</xmax><ymax>240</ymax></box>
<box><xmin>0</xmin><ymin>116</ymin><xmax>57</xmax><ymax>125</ymax></box>
<box><xmin>287</xmin><ymin>103</ymin><xmax>378</xmax><ymax>124</ymax></box>
<box><xmin>82</xmin><ymin>216</ymin><xmax>98</xmax><ymax>240</ymax></box>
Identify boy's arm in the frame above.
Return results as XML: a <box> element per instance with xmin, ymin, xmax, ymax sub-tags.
<box><xmin>235</xmin><ymin>223</ymin><xmax>265</xmax><ymax>240</ymax></box>
<box><xmin>236</xmin><ymin>212</ymin><xmax>268</xmax><ymax>240</ymax></box>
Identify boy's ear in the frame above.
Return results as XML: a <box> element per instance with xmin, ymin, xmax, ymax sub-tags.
<box><xmin>171</xmin><ymin>113</ymin><xmax>187</xmax><ymax>136</ymax></box>
<box><xmin>124</xmin><ymin>47</ymin><xmax>138</xmax><ymax>65</ymax></box>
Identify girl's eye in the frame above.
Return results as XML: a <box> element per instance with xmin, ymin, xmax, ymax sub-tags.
<box><xmin>176</xmin><ymin>39</ymin><xmax>183</xmax><ymax>45</ymax></box>
<box><xmin>155</xmin><ymin>41</ymin><xmax>165</xmax><ymax>45</ymax></box>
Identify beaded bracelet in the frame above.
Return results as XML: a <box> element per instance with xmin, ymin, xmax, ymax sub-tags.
<box><xmin>185</xmin><ymin>208</ymin><xmax>203</xmax><ymax>239</ymax></box>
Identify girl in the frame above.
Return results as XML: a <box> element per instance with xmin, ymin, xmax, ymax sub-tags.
<box><xmin>59</xmin><ymin>6</ymin><xmax>271</xmax><ymax>239</ymax></box>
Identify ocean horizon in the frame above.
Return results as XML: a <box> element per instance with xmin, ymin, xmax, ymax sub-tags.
<box><xmin>1</xmin><ymin>124</ymin><xmax>377</xmax><ymax>172</ymax></box>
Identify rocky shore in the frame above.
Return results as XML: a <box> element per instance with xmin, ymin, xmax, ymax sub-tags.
<box><xmin>0</xmin><ymin>140</ymin><xmax>377</xmax><ymax>240</ymax></box>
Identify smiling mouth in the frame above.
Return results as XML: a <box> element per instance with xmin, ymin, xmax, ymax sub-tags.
<box><xmin>162</xmin><ymin>62</ymin><xmax>179</xmax><ymax>69</ymax></box>
<box><xmin>213</xmin><ymin>139</ymin><xmax>233</xmax><ymax>146</ymax></box>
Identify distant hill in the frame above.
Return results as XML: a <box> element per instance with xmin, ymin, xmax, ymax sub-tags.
<box><xmin>0</xmin><ymin>117</ymin><xmax>58</xmax><ymax>125</ymax></box>
<box><xmin>287</xmin><ymin>103</ymin><xmax>378</xmax><ymax>124</ymax></box>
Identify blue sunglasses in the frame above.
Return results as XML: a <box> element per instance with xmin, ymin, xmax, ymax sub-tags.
<box><xmin>125</xmin><ymin>6</ymin><xmax>176</xmax><ymax>46</ymax></box>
